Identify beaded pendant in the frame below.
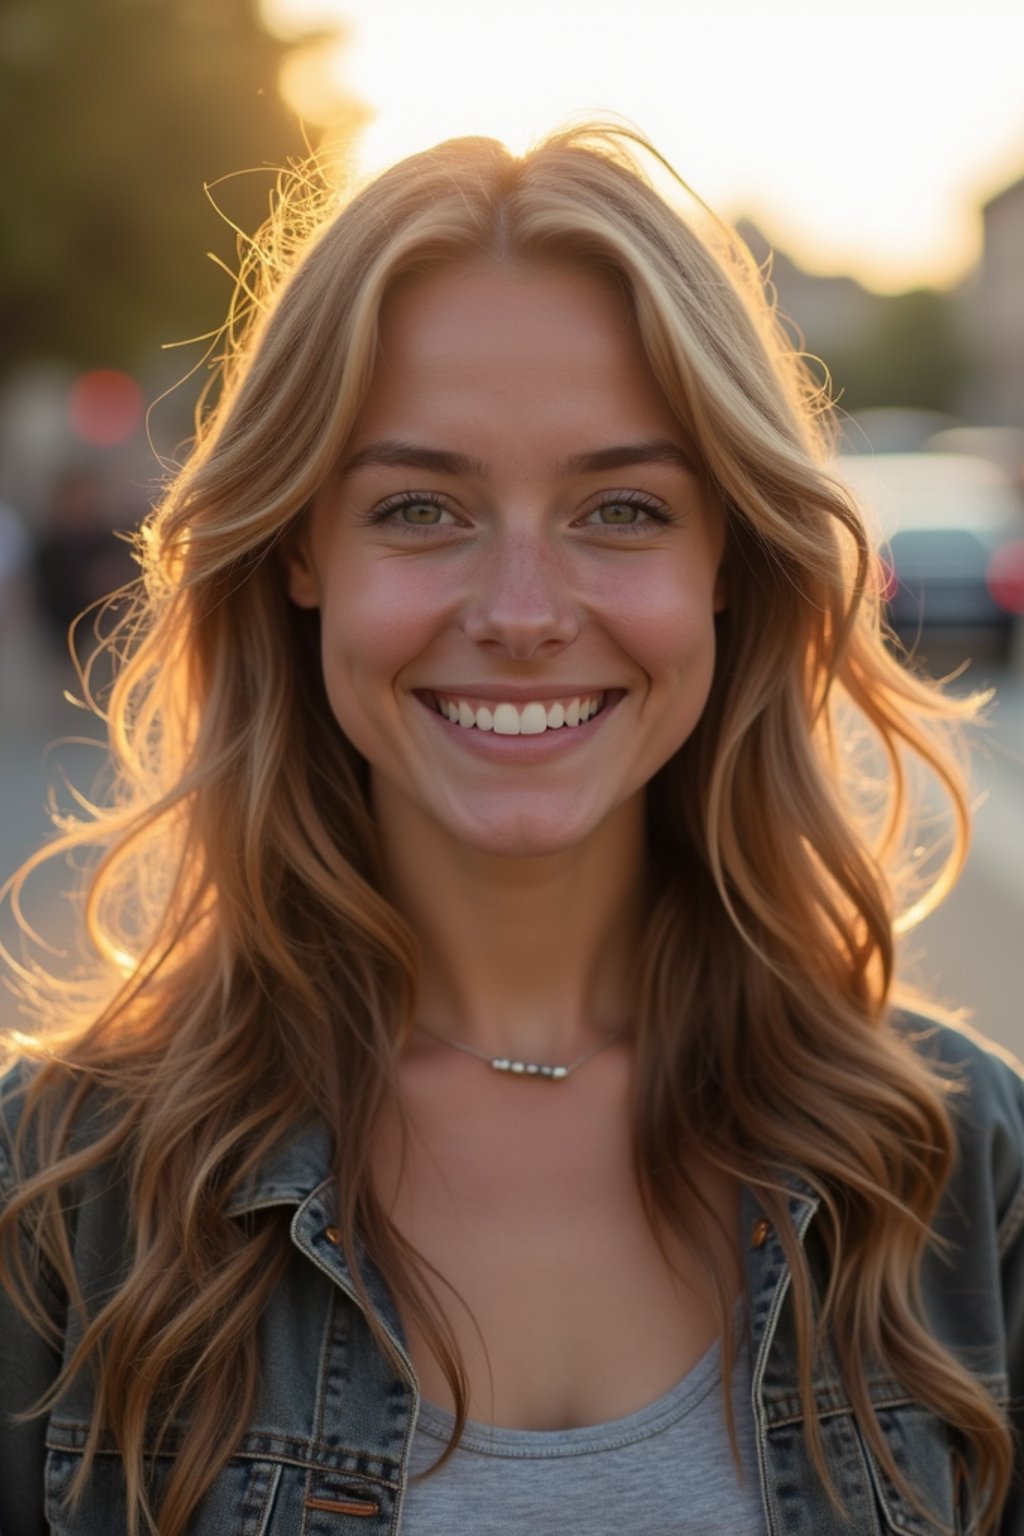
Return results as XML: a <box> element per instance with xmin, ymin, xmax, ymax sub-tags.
<box><xmin>489</xmin><ymin>1058</ymin><xmax>569</xmax><ymax>1080</ymax></box>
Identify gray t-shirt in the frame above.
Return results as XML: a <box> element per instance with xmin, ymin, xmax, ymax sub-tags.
<box><xmin>401</xmin><ymin>1322</ymin><xmax>764</xmax><ymax>1533</ymax></box>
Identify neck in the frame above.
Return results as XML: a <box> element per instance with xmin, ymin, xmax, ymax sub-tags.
<box><xmin>374</xmin><ymin>783</ymin><xmax>648</xmax><ymax>1065</ymax></box>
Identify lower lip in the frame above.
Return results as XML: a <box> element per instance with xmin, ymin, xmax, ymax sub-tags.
<box><xmin>415</xmin><ymin>692</ymin><xmax>624</xmax><ymax>760</ymax></box>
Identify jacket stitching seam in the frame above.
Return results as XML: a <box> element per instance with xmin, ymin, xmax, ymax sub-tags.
<box><xmin>312</xmin><ymin>1288</ymin><xmax>335</xmax><ymax>1442</ymax></box>
<box><xmin>996</xmin><ymin>1181</ymin><xmax>1024</xmax><ymax>1259</ymax></box>
<box><xmin>43</xmin><ymin>1437</ymin><xmax>401</xmax><ymax>1483</ymax></box>
<box><xmin>251</xmin><ymin>1459</ymin><xmax>281</xmax><ymax>1532</ymax></box>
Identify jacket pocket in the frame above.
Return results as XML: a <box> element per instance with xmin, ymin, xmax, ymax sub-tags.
<box><xmin>301</xmin><ymin>1469</ymin><xmax>398</xmax><ymax>1534</ymax></box>
<box><xmin>44</xmin><ymin>1444</ymin><xmax>283</xmax><ymax>1536</ymax></box>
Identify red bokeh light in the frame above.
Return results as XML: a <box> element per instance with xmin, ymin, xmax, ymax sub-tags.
<box><xmin>68</xmin><ymin>370</ymin><xmax>144</xmax><ymax>447</ymax></box>
<box><xmin>987</xmin><ymin>540</ymin><xmax>1024</xmax><ymax>616</ymax></box>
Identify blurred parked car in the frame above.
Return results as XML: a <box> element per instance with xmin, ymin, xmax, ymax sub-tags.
<box><xmin>926</xmin><ymin>427</ymin><xmax>1024</xmax><ymax>491</ymax></box>
<box><xmin>836</xmin><ymin>452</ymin><xmax>1024</xmax><ymax>661</ymax></box>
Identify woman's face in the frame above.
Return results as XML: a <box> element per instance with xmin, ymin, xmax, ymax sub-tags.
<box><xmin>284</xmin><ymin>259</ymin><xmax>727</xmax><ymax>857</ymax></box>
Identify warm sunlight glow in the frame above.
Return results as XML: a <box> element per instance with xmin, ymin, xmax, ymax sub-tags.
<box><xmin>260</xmin><ymin>0</ymin><xmax>1024</xmax><ymax>294</ymax></box>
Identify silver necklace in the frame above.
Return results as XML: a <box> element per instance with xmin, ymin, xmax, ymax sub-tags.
<box><xmin>417</xmin><ymin>1024</ymin><xmax>624</xmax><ymax>1081</ymax></box>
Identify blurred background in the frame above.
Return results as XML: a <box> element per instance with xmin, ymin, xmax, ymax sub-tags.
<box><xmin>1</xmin><ymin>0</ymin><xmax>1022</xmax><ymax>1051</ymax></box>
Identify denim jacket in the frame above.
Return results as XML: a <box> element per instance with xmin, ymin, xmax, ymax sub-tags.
<box><xmin>2</xmin><ymin>1015</ymin><xmax>1023</xmax><ymax>1536</ymax></box>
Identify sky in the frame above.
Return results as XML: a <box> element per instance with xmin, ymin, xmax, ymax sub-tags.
<box><xmin>259</xmin><ymin>0</ymin><xmax>1024</xmax><ymax>294</ymax></box>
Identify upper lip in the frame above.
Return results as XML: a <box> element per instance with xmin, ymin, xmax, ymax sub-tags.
<box><xmin>421</xmin><ymin>684</ymin><xmax>618</xmax><ymax>702</ymax></box>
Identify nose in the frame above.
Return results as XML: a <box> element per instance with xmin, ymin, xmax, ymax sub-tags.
<box><xmin>461</xmin><ymin>528</ymin><xmax>580</xmax><ymax>660</ymax></box>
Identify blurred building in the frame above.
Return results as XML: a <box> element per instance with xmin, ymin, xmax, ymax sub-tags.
<box><xmin>734</xmin><ymin>222</ymin><xmax>962</xmax><ymax>422</ymax></box>
<box><xmin>740</xmin><ymin>166</ymin><xmax>1024</xmax><ymax>437</ymax></box>
<box><xmin>973</xmin><ymin>172</ymin><xmax>1024</xmax><ymax>428</ymax></box>
<box><xmin>735</xmin><ymin>219</ymin><xmax>883</xmax><ymax>365</ymax></box>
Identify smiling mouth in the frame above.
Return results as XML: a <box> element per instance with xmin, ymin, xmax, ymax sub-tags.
<box><xmin>431</xmin><ymin>691</ymin><xmax>610</xmax><ymax>735</ymax></box>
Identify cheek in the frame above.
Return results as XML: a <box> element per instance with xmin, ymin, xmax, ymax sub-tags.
<box><xmin>316</xmin><ymin>559</ymin><xmax>453</xmax><ymax>707</ymax></box>
<box><xmin>599</xmin><ymin>563</ymin><xmax>721</xmax><ymax>769</ymax></box>
<box><xmin>599</xmin><ymin>561</ymin><xmax>721</xmax><ymax>669</ymax></box>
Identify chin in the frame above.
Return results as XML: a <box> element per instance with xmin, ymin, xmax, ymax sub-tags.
<box><xmin>445</xmin><ymin>805</ymin><xmax>596</xmax><ymax>859</ymax></box>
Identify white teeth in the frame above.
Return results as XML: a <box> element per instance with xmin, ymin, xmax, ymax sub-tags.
<box><xmin>492</xmin><ymin>703</ymin><xmax>520</xmax><ymax>736</ymax></box>
<box><xmin>436</xmin><ymin>693</ymin><xmax>605</xmax><ymax>734</ymax></box>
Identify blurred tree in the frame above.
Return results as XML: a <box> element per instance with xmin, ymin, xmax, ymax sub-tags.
<box><xmin>0</xmin><ymin>0</ymin><xmax>360</xmax><ymax>382</ymax></box>
<box><xmin>737</xmin><ymin>221</ymin><xmax>970</xmax><ymax>420</ymax></box>
<box><xmin>827</xmin><ymin>289</ymin><xmax>967</xmax><ymax>416</ymax></box>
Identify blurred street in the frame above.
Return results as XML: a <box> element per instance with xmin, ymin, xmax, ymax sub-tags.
<box><xmin>896</xmin><ymin>652</ymin><xmax>1024</xmax><ymax>1060</ymax></box>
<box><xmin>2</xmin><ymin>605</ymin><xmax>1022</xmax><ymax>1060</ymax></box>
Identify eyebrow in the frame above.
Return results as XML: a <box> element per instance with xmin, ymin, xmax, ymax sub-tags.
<box><xmin>339</xmin><ymin>437</ymin><xmax>699</xmax><ymax>479</ymax></box>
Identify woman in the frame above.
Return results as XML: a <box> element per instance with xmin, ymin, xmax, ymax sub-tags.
<box><xmin>1</xmin><ymin>124</ymin><xmax>1021</xmax><ymax>1536</ymax></box>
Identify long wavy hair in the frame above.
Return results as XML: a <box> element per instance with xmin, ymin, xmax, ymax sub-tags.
<box><xmin>1</xmin><ymin>123</ymin><xmax>1011</xmax><ymax>1534</ymax></box>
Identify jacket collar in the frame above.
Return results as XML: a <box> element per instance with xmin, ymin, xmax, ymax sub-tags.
<box><xmin>225</xmin><ymin>1116</ymin><xmax>335</xmax><ymax>1216</ymax></box>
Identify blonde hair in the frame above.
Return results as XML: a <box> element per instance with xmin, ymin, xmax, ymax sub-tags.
<box><xmin>1</xmin><ymin>123</ymin><xmax>1011</xmax><ymax>1534</ymax></box>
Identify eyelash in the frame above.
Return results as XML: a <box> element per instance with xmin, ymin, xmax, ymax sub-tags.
<box><xmin>362</xmin><ymin>489</ymin><xmax>677</xmax><ymax>536</ymax></box>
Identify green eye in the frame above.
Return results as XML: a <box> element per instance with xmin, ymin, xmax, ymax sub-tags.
<box><xmin>596</xmin><ymin>503</ymin><xmax>642</xmax><ymax>524</ymax></box>
<box><xmin>400</xmin><ymin>502</ymin><xmax>446</xmax><ymax>524</ymax></box>
<box><xmin>365</xmin><ymin>493</ymin><xmax>458</xmax><ymax>531</ymax></box>
<box><xmin>580</xmin><ymin>494</ymin><xmax>670</xmax><ymax>531</ymax></box>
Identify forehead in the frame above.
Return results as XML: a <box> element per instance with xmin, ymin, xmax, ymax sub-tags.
<box><xmin>355</xmin><ymin>258</ymin><xmax>685</xmax><ymax>448</ymax></box>
<box><xmin>379</xmin><ymin>256</ymin><xmax>634</xmax><ymax>335</ymax></box>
